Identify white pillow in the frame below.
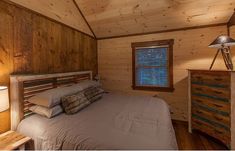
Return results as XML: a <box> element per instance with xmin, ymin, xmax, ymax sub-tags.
<box><xmin>77</xmin><ymin>80</ymin><xmax>101</xmax><ymax>90</ymax></box>
<box><xmin>29</xmin><ymin>105</ymin><xmax>63</xmax><ymax>118</ymax></box>
<box><xmin>28</xmin><ymin>85</ymin><xmax>83</xmax><ymax>108</ymax></box>
<box><xmin>27</xmin><ymin>80</ymin><xmax>100</xmax><ymax>108</ymax></box>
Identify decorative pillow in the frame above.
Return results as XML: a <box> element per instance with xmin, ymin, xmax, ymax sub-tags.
<box><xmin>29</xmin><ymin>105</ymin><xmax>63</xmax><ymax>118</ymax></box>
<box><xmin>28</xmin><ymin>85</ymin><xmax>84</xmax><ymax>108</ymax></box>
<box><xmin>84</xmin><ymin>86</ymin><xmax>104</xmax><ymax>103</ymax></box>
<box><xmin>61</xmin><ymin>91</ymin><xmax>90</xmax><ymax>114</ymax></box>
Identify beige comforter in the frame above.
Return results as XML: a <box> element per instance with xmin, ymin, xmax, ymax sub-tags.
<box><xmin>17</xmin><ymin>92</ymin><xmax>178</xmax><ymax>150</ymax></box>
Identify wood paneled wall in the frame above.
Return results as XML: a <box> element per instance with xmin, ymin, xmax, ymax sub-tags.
<box><xmin>230</xmin><ymin>26</ymin><xmax>235</xmax><ymax>65</ymax></box>
<box><xmin>98</xmin><ymin>25</ymin><xmax>228</xmax><ymax>121</ymax></box>
<box><xmin>9</xmin><ymin>0</ymin><xmax>94</xmax><ymax>37</ymax></box>
<box><xmin>0</xmin><ymin>0</ymin><xmax>97</xmax><ymax>133</ymax></box>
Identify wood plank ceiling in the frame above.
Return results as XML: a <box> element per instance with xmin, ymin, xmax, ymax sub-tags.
<box><xmin>8</xmin><ymin>0</ymin><xmax>235</xmax><ymax>39</ymax></box>
<box><xmin>75</xmin><ymin>0</ymin><xmax>235</xmax><ymax>38</ymax></box>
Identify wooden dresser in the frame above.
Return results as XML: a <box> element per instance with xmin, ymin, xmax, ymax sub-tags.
<box><xmin>188</xmin><ymin>70</ymin><xmax>235</xmax><ymax>149</ymax></box>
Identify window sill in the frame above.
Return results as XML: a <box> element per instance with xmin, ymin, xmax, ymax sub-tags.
<box><xmin>132</xmin><ymin>86</ymin><xmax>175</xmax><ymax>92</ymax></box>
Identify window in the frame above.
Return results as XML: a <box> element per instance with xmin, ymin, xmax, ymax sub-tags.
<box><xmin>132</xmin><ymin>39</ymin><xmax>174</xmax><ymax>92</ymax></box>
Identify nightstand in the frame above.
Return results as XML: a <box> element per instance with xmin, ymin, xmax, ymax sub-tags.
<box><xmin>0</xmin><ymin>131</ymin><xmax>31</xmax><ymax>150</ymax></box>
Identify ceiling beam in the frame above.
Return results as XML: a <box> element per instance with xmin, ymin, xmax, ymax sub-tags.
<box><xmin>73</xmin><ymin>0</ymin><xmax>96</xmax><ymax>39</ymax></box>
<box><xmin>97</xmin><ymin>23</ymin><xmax>227</xmax><ymax>40</ymax></box>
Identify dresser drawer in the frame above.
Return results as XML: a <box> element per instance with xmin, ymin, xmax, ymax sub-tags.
<box><xmin>192</xmin><ymin>119</ymin><xmax>230</xmax><ymax>146</ymax></box>
<box><xmin>191</xmin><ymin>84</ymin><xmax>230</xmax><ymax>101</ymax></box>
<box><xmin>192</xmin><ymin>95</ymin><xmax>230</xmax><ymax>115</ymax></box>
<box><xmin>191</xmin><ymin>72</ymin><xmax>230</xmax><ymax>88</ymax></box>
<box><xmin>192</xmin><ymin>107</ymin><xmax>230</xmax><ymax>127</ymax></box>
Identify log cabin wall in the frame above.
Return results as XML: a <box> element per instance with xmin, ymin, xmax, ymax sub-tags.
<box><xmin>98</xmin><ymin>25</ymin><xmax>228</xmax><ymax>121</ymax></box>
<box><xmin>0</xmin><ymin>0</ymin><xmax>97</xmax><ymax>133</ymax></box>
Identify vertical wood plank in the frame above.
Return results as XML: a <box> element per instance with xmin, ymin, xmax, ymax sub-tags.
<box><xmin>0</xmin><ymin>0</ymin><xmax>14</xmax><ymax>133</ymax></box>
<box><xmin>0</xmin><ymin>0</ymin><xmax>98</xmax><ymax>132</ymax></box>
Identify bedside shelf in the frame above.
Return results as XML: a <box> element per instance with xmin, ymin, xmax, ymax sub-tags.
<box><xmin>0</xmin><ymin>131</ymin><xmax>31</xmax><ymax>150</ymax></box>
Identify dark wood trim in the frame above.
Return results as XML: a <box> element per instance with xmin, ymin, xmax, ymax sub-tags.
<box><xmin>228</xmin><ymin>26</ymin><xmax>230</xmax><ymax>36</ymax></box>
<box><xmin>133</xmin><ymin>86</ymin><xmax>174</xmax><ymax>92</ymax></box>
<box><xmin>132</xmin><ymin>39</ymin><xmax>174</xmax><ymax>92</ymax></box>
<box><xmin>228</xmin><ymin>11</ymin><xmax>235</xmax><ymax>27</ymax></box>
<box><xmin>73</xmin><ymin>0</ymin><xmax>96</xmax><ymax>39</ymax></box>
<box><xmin>2</xmin><ymin>0</ymin><xmax>95</xmax><ymax>39</ymax></box>
<box><xmin>188</xmin><ymin>69</ymin><xmax>235</xmax><ymax>72</ymax></box>
<box><xmin>98</xmin><ymin>23</ymin><xmax>227</xmax><ymax>40</ymax></box>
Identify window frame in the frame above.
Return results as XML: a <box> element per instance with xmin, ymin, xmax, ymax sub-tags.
<box><xmin>132</xmin><ymin>39</ymin><xmax>174</xmax><ymax>92</ymax></box>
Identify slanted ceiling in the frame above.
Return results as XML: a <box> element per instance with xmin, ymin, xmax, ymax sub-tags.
<box><xmin>9</xmin><ymin>0</ymin><xmax>235</xmax><ymax>39</ymax></box>
<box><xmin>8</xmin><ymin>0</ymin><xmax>94</xmax><ymax>37</ymax></box>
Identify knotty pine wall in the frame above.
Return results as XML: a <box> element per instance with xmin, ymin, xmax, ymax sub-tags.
<box><xmin>0</xmin><ymin>0</ymin><xmax>97</xmax><ymax>133</ymax></box>
<box><xmin>98</xmin><ymin>25</ymin><xmax>229</xmax><ymax>121</ymax></box>
<box><xmin>230</xmin><ymin>26</ymin><xmax>235</xmax><ymax>66</ymax></box>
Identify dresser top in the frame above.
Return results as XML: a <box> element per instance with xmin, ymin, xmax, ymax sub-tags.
<box><xmin>188</xmin><ymin>69</ymin><xmax>235</xmax><ymax>72</ymax></box>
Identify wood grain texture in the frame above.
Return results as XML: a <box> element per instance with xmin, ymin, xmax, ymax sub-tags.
<box><xmin>230</xmin><ymin>26</ymin><xmax>235</xmax><ymax>69</ymax></box>
<box><xmin>173</xmin><ymin>120</ymin><xmax>227</xmax><ymax>150</ymax></box>
<box><xmin>98</xmin><ymin>25</ymin><xmax>228</xmax><ymax>121</ymax></box>
<box><xmin>76</xmin><ymin>0</ymin><xmax>235</xmax><ymax>38</ymax></box>
<box><xmin>230</xmin><ymin>16</ymin><xmax>235</xmax><ymax>148</ymax></box>
<box><xmin>228</xmin><ymin>12</ymin><xmax>235</xmax><ymax>27</ymax></box>
<box><xmin>0</xmin><ymin>0</ymin><xmax>97</xmax><ymax>132</ymax></box>
<box><xmin>188</xmin><ymin>70</ymin><xmax>235</xmax><ymax>149</ymax></box>
<box><xmin>0</xmin><ymin>110</ymin><xmax>10</xmax><ymax>134</ymax></box>
<box><xmin>0</xmin><ymin>130</ymin><xmax>31</xmax><ymax>150</ymax></box>
<box><xmin>10</xmin><ymin>71</ymin><xmax>92</xmax><ymax>130</ymax></box>
<box><xmin>189</xmin><ymin>70</ymin><xmax>235</xmax><ymax>149</ymax></box>
<box><xmin>8</xmin><ymin>0</ymin><xmax>93</xmax><ymax>37</ymax></box>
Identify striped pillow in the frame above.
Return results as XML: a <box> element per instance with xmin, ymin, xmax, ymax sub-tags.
<box><xmin>61</xmin><ymin>91</ymin><xmax>90</xmax><ymax>114</ymax></box>
<box><xmin>84</xmin><ymin>86</ymin><xmax>104</xmax><ymax>103</ymax></box>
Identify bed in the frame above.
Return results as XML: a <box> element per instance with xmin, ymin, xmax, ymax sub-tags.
<box><xmin>10</xmin><ymin>71</ymin><xmax>178</xmax><ymax>150</ymax></box>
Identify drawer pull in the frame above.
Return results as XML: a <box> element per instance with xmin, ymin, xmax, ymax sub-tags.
<box><xmin>214</xmin><ymin>129</ymin><xmax>223</xmax><ymax>134</ymax></box>
<box><xmin>196</xmin><ymin>110</ymin><xmax>203</xmax><ymax>114</ymax></box>
<box><xmin>214</xmin><ymin>78</ymin><xmax>222</xmax><ymax>81</ymax></box>
<box><xmin>213</xmin><ymin>116</ymin><xmax>223</xmax><ymax>121</ymax></box>
<box><xmin>213</xmin><ymin>104</ymin><xmax>223</xmax><ymax>108</ymax></box>
<box><xmin>195</xmin><ymin>99</ymin><xmax>203</xmax><ymax>103</ymax></box>
<box><xmin>195</xmin><ymin>88</ymin><xmax>202</xmax><ymax>91</ymax></box>
<box><xmin>213</xmin><ymin>91</ymin><xmax>222</xmax><ymax>94</ymax></box>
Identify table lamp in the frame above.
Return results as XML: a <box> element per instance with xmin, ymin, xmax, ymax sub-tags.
<box><xmin>209</xmin><ymin>35</ymin><xmax>235</xmax><ymax>70</ymax></box>
<box><xmin>0</xmin><ymin>86</ymin><xmax>9</xmax><ymax>112</ymax></box>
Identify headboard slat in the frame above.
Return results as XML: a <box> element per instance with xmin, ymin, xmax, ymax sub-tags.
<box><xmin>10</xmin><ymin>71</ymin><xmax>92</xmax><ymax>130</ymax></box>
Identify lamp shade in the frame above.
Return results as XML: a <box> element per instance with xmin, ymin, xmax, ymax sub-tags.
<box><xmin>209</xmin><ymin>35</ymin><xmax>235</xmax><ymax>48</ymax></box>
<box><xmin>0</xmin><ymin>86</ymin><xmax>9</xmax><ymax>112</ymax></box>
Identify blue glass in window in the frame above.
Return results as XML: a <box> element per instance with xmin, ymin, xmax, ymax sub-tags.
<box><xmin>135</xmin><ymin>47</ymin><xmax>169</xmax><ymax>87</ymax></box>
<box><xmin>136</xmin><ymin>47</ymin><xmax>168</xmax><ymax>66</ymax></box>
<box><xmin>136</xmin><ymin>67</ymin><xmax>168</xmax><ymax>87</ymax></box>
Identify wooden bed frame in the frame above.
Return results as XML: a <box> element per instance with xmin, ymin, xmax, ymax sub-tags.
<box><xmin>10</xmin><ymin>71</ymin><xmax>92</xmax><ymax>130</ymax></box>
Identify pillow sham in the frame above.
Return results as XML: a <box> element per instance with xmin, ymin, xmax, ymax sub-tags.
<box><xmin>29</xmin><ymin>105</ymin><xmax>63</xmax><ymax>118</ymax></box>
<box><xmin>61</xmin><ymin>91</ymin><xmax>90</xmax><ymax>115</ymax></box>
<box><xmin>27</xmin><ymin>85</ymin><xmax>83</xmax><ymax>108</ymax></box>
<box><xmin>84</xmin><ymin>86</ymin><xmax>104</xmax><ymax>103</ymax></box>
<box><xmin>77</xmin><ymin>80</ymin><xmax>101</xmax><ymax>90</ymax></box>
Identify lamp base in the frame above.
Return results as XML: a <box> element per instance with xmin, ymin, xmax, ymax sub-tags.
<box><xmin>209</xmin><ymin>47</ymin><xmax>233</xmax><ymax>70</ymax></box>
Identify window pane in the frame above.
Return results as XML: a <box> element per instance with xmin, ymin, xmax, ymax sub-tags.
<box><xmin>136</xmin><ymin>47</ymin><xmax>168</xmax><ymax>66</ymax></box>
<box><xmin>136</xmin><ymin>67</ymin><xmax>169</xmax><ymax>87</ymax></box>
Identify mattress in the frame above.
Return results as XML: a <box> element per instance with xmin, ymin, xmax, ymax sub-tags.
<box><xmin>17</xmin><ymin>92</ymin><xmax>178</xmax><ymax>150</ymax></box>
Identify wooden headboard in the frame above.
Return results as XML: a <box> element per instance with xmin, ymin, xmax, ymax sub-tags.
<box><xmin>10</xmin><ymin>71</ymin><xmax>92</xmax><ymax>130</ymax></box>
